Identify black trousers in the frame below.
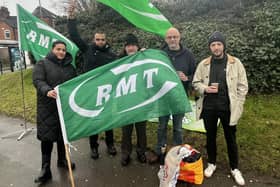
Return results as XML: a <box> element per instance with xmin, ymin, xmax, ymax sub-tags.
<box><xmin>89</xmin><ymin>130</ymin><xmax>114</xmax><ymax>149</ymax></box>
<box><xmin>201</xmin><ymin>109</ymin><xmax>238</xmax><ymax>169</ymax></box>
<box><xmin>41</xmin><ymin>140</ymin><xmax>65</xmax><ymax>165</ymax></box>
<box><xmin>121</xmin><ymin>121</ymin><xmax>147</xmax><ymax>156</ymax></box>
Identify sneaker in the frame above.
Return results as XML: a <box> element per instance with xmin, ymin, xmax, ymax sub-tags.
<box><xmin>146</xmin><ymin>151</ymin><xmax>159</xmax><ymax>164</ymax></box>
<box><xmin>107</xmin><ymin>145</ymin><xmax>117</xmax><ymax>156</ymax></box>
<box><xmin>231</xmin><ymin>169</ymin><xmax>245</xmax><ymax>186</ymax></box>
<box><xmin>204</xmin><ymin>163</ymin><xmax>216</xmax><ymax>178</ymax></box>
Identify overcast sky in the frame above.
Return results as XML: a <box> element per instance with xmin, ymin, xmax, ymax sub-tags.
<box><xmin>1</xmin><ymin>0</ymin><xmax>61</xmax><ymax>16</ymax></box>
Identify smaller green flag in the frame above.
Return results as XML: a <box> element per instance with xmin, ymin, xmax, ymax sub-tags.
<box><xmin>97</xmin><ymin>0</ymin><xmax>172</xmax><ymax>37</ymax></box>
<box><xmin>17</xmin><ymin>4</ymin><xmax>79</xmax><ymax>65</ymax></box>
<box><xmin>56</xmin><ymin>49</ymin><xmax>191</xmax><ymax>143</ymax></box>
<box><xmin>149</xmin><ymin>101</ymin><xmax>206</xmax><ymax>133</ymax></box>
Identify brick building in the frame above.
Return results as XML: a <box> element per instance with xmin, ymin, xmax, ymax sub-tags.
<box><xmin>0</xmin><ymin>6</ymin><xmax>17</xmax><ymax>41</ymax></box>
<box><xmin>0</xmin><ymin>6</ymin><xmax>57</xmax><ymax>72</ymax></box>
<box><xmin>32</xmin><ymin>6</ymin><xmax>57</xmax><ymax>27</ymax></box>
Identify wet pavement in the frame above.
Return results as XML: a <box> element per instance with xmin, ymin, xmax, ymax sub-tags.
<box><xmin>0</xmin><ymin>114</ymin><xmax>279</xmax><ymax>187</ymax></box>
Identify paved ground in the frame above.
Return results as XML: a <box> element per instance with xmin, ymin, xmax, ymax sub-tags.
<box><xmin>0</xmin><ymin>114</ymin><xmax>279</xmax><ymax>187</ymax></box>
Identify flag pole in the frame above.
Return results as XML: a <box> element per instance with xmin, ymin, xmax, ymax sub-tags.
<box><xmin>1</xmin><ymin>4</ymin><xmax>35</xmax><ymax>140</ymax></box>
<box><xmin>39</xmin><ymin>0</ymin><xmax>42</xmax><ymax>18</ymax></box>
<box><xmin>65</xmin><ymin>144</ymin><xmax>76</xmax><ymax>187</ymax></box>
<box><xmin>64</xmin><ymin>3</ymin><xmax>76</xmax><ymax>185</ymax></box>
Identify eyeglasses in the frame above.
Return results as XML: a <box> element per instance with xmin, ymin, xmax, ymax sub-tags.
<box><xmin>95</xmin><ymin>38</ymin><xmax>105</xmax><ymax>41</ymax></box>
<box><xmin>166</xmin><ymin>36</ymin><xmax>179</xmax><ymax>39</ymax></box>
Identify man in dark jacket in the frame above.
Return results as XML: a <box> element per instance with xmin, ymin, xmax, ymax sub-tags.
<box><xmin>119</xmin><ymin>34</ymin><xmax>147</xmax><ymax>166</ymax></box>
<box><xmin>67</xmin><ymin>3</ymin><xmax>117</xmax><ymax>160</ymax></box>
<box><xmin>150</xmin><ymin>27</ymin><xmax>196</xmax><ymax>163</ymax></box>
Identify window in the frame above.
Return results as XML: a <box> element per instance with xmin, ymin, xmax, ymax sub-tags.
<box><xmin>4</xmin><ymin>30</ymin><xmax>11</xmax><ymax>39</ymax></box>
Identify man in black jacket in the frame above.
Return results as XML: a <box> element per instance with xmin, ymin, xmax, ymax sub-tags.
<box><xmin>149</xmin><ymin>27</ymin><xmax>196</xmax><ymax>163</ymax></box>
<box><xmin>67</xmin><ymin>3</ymin><xmax>117</xmax><ymax>160</ymax></box>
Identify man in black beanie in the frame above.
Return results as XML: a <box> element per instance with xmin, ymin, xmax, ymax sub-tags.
<box><xmin>119</xmin><ymin>34</ymin><xmax>140</xmax><ymax>57</ymax></box>
<box><xmin>192</xmin><ymin>31</ymin><xmax>248</xmax><ymax>186</ymax></box>
<box><xmin>119</xmin><ymin>33</ymin><xmax>147</xmax><ymax>166</ymax></box>
<box><xmin>208</xmin><ymin>31</ymin><xmax>226</xmax><ymax>50</ymax></box>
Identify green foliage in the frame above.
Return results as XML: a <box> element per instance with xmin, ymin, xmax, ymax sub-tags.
<box><xmin>242</xmin><ymin>1</ymin><xmax>280</xmax><ymax>92</ymax></box>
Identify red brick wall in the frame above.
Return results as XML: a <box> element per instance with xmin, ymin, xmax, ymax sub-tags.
<box><xmin>0</xmin><ymin>21</ymin><xmax>17</xmax><ymax>40</ymax></box>
<box><xmin>41</xmin><ymin>18</ymin><xmax>54</xmax><ymax>27</ymax></box>
<box><xmin>0</xmin><ymin>17</ymin><xmax>53</xmax><ymax>41</ymax></box>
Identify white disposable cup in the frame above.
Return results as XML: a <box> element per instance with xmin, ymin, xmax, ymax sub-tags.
<box><xmin>211</xmin><ymin>83</ymin><xmax>219</xmax><ymax>89</ymax></box>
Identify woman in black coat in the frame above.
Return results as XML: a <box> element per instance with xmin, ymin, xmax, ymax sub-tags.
<box><xmin>32</xmin><ymin>41</ymin><xmax>76</xmax><ymax>184</ymax></box>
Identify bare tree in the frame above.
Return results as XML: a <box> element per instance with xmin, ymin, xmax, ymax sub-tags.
<box><xmin>50</xmin><ymin>0</ymin><xmax>98</xmax><ymax>15</ymax></box>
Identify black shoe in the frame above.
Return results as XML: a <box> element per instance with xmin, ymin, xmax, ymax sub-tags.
<box><xmin>121</xmin><ymin>155</ymin><xmax>130</xmax><ymax>166</ymax></box>
<box><xmin>137</xmin><ymin>153</ymin><xmax>147</xmax><ymax>163</ymax></box>
<box><xmin>107</xmin><ymin>145</ymin><xmax>117</xmax><ymax>156</ymax></box>
<box><xmin>34</xmin><ymin>163</ymin><xmax>52</xmax><ymax>184</ymax></box>
<box><xmin>57</xmin><ymin>159</ymin><xmax>76</xmax><ymax>170</ymax></box>
<box><xmin>146</xmin><ymin>150</ymin><xmax>159</xmax><ymax>164</ymax></box>
<box><xmin>91</xmin><ymin>147</ymin><xmax>99</xmax><ymax>159</ymax></box>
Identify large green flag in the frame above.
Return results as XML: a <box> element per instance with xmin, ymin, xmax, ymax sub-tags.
<box><xmin>17</xmin><ymin>4</ymin><xmax>79</xmax><ymax>65</ymax></box>
<box><xmin>56</xmin><ymin>49</ymin><xmax>191</xmax><ymax>143</ymax></box>
<box><xmin>96</xmin><ymin>0</ymin><xmax>172</xmax><ymax>37</ymax></box>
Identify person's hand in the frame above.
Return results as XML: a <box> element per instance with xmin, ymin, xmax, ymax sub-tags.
<box><xmin>205</xmin><ymin>86</ymin><xmax>218</xmax><ymax>93</ymax></box>
<box><xmin>140</xmin><ymin>48</ymin><xmax>146</xmax><ymax>51</ymax></box>
<box><xmin>68</xmin><ymin>1</ymin><xmax>76</xmax><ymax>19</ymax></box>
<box><xmin>177</xmin><ymin>71</ymin><xmax>188</xmax><ymax>81</ymax></box>
<box><xmin>47</xmin><ymin>90</ymin><xmax>57</xmax><ymax>99</ymax></box>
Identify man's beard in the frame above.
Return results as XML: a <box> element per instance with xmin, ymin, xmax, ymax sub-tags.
<box><xmin>212</xmin><ymin>51</ymin><xmax>224</xmax><ymax>59</ymax></box>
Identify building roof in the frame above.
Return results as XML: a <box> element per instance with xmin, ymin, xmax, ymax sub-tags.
<box><xmin>4</xmin><ymin>16</ymin><xmax>17</xmax><ymax>28</ymax></box>
<box><xmin>32</xmin><ymin>6</ymin><xmax>57</xmax><ymax>19</ymax></box>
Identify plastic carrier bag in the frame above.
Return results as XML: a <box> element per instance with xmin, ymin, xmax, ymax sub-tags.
<box><xmin>158</xmin><ymin>144</ymin><xmax>203</xmax><ymax>187</ymax></box>
<box><xmin>178</xmin><ymin>144</ymin><xmax>203</xmax><ymax>184</ymax></box>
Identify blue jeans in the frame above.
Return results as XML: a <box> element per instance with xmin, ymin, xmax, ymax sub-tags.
<box><xmin>156</xmin><ymin>113</ymin><xmax>184</xmax><ymax>155</ymax></box>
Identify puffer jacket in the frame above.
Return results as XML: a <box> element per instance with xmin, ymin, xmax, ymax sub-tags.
<box><xmin>32</xmin><ymin>52</ymin><xmax>76</xmax><ymax>141</ymax></box>
<box><xmin>192</xmin><ymin>54</ymin><xmax>248</xmax><ymax>126</ymax></box>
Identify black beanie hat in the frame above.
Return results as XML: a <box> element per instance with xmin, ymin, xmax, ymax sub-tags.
<box><xmin>124</xmin><ymin>33</ymin><xmax>139</xmax><ymax>47</ymax></box>
<box><xmin>208</xmin><ymin>31</ymin><xmax>226</xmax><ymax>48</ymax></box>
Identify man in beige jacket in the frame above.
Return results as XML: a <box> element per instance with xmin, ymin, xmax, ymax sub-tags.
<box><xmin>192</xmin><ymin>31</ymin><xmax>248</xmax><ymax>186</ymax></box>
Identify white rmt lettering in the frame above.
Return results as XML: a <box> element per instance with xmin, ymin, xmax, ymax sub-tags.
<box><xmin>96</xmin><ymin>84</ymin><xmax>112</xmax><ymax>106</ymax></box>
<box><xmin>26</xmin><ymin>30</ymin><xmax>37</xmax><ymax>42</ymax></box>
<box><xmin>143</xmin><ymin>68</ymin><xmax>158</xmax><ymax>88</ymax></box>
<box><xmin>115</xmin><ymin>74</ymin><xmax>137</xmax><ymax>98</ymax></box>
<box><xmin>52</xmin><ymin>38</ymin><xmax>58</xmax><ymax>43</ymax></box>
<box><xmin>38</xmin><ymin>34</ymin><xmax>50</xmax><ymax>48</ymax></box>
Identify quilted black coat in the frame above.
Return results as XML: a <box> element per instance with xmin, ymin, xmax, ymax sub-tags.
<box><xmin>32</xmin><ymin>52</ymin><xmax>76</xmax><ymax>141</ymax></box>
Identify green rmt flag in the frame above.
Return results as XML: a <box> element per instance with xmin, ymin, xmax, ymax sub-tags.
<box><xmin>97</xmin><ymin>0</ymin><xmax>172</xmax><ymax>37</ymax></box>
<box><xmin>56</xmin><ymin>49</ymin><xmax>191</xmax><ymax>143</ymax></box>
<box><xmin>17</xmin><ymin>4</ymin><xmax>79</xmax><ymax>65</ymax></box>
